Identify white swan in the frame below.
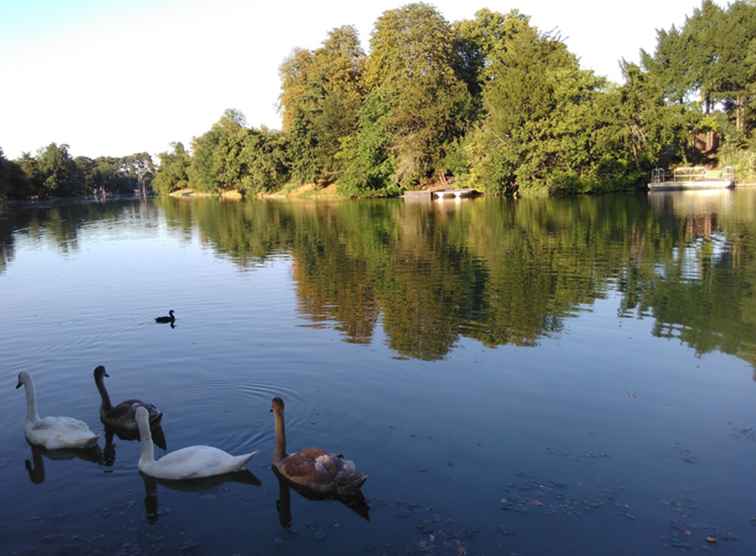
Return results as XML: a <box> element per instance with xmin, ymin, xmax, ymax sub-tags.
<box><xmin>135</xmin><ymin>406</ymin><xmax>257</xmax><ymax>480</ymax></box>
<box><xmin>16</xmin><ymin>371</ymin><xmax>98</xmax><ymax>450</ymax></box>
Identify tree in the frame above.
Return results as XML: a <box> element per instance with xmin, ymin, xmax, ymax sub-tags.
<box><xmin>642</xmin><ymin>1</ymin><xmax>756</xmax><ymax>135</ymax></box>
<box><xmin>336</xmin><ymin>92</ymin><xmax>398</xmax><ymax>197</ymax></box>
<box><xmin>359</xmin><ymin>3</ymin><xmax>471</xmax><ymax>188</ymax></box>
<box><xmin>0</xmin><ymin>147</ymin><xmax>27</xmax><ymax>200</ymax></box>
<box><xmin>465</xmin><ymin>24</ymin><xmax>640</xmax><ymax>194</ymax></box>
<box><xmin>190</xmin><ymin>109</ymin><xmax>250</xmax><ymax>192</ymax></box>
<box><xmin>452</xmin><ymin>9</ymin><xmax>531</xmax><ymax>101</ymax></box>
<box><xmin>280</xmin><ymin>26</ymin><xmax>366</xmax><ymax>184</ymax></box>
<box><xmin>153</xmin><ymin>142</ymin><xmax>192</xmax><ymax>195</ymax></box>
<box><xmin>238</xmin><ymin>127</ymin><xmax>290</xmax><ymax>193</ymax></box>
<box><xmin>32</xmin><ymin>143</ymin><xmax>82</xmax><ymax>198</ymax></box>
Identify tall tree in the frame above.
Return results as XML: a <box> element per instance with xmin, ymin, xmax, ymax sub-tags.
<box><xmin>190</xmin><ymin>109</ymin><xmax>250</xmax><ymax>192</ymax></box>
<box><xmin>33</xmin><ymin>143</ymin><xmax>82</xmax><ymax>198</ymax></box>
<box><xmin>280</xmin><ymin>26</ymin><xmax>366</xmax><ymax>184</ymax></box>
<box><xmin>642</xmin><ymin>1</ymin><xmax>756</xmax><ymax>134</ymax></box>
<box><xmin>153</xmin><ymin>143</ymin><xmax>192</xmax><ymax>195</ymax></box>
<box><xmin>360</xmin><ymin>3</ymin><xmax>471</xmax><ymax>188</ymax></box>
<box><xmin>466</xmin><ymin>24</ymin><xmax>637</xmax><ymax>194</ymax></box>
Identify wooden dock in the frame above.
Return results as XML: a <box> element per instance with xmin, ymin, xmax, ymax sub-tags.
<box><xmin>403</xmin><ymin>188</ymin><xmax>481</xmax><ymax>201</ymax></box>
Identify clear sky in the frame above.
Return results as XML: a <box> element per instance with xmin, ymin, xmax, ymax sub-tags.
<box><xmin>0</xmin><ymin>0</ymin><xmax>710</xmax><ymax>159</ymax></box>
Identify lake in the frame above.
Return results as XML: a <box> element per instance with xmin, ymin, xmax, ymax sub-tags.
<box><xmin>1</xmin><ymin>190</ymin><xmax>755</xmax><ymax>555</ymax></box>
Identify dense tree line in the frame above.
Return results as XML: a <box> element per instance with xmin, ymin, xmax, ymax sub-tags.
<box><xmin>0</xmin><ymin>143</ymin><xmax>154</xmax><ymax>201</ymax></box>
<box><xmin>154</xmin><ymin>2</ymin><xmax>753</xmax><ymax>197</ymax></box>
<box><xmin>5</xmin><ymin>2</ymin><xmax>753</xmax><ymax>201</ymax></box>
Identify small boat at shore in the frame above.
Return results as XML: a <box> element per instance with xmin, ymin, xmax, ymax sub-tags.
<box><xmin>648</xmin><ymin>166</ymin><xmax>735</xmax><ymax>191</ymax></box>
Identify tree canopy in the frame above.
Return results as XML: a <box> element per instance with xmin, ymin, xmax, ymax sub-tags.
<box><xmin>4</xmin><ymin>2</ymin><xmax>754</xmax><ymax>201</ymax></box>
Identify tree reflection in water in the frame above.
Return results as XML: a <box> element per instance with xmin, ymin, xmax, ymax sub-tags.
<box><xmin>3</xmin><ymin>191</ymin><xmax>754</xmax><ymax>366</ymax></box>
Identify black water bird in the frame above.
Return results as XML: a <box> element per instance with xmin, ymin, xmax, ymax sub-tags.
<box><xmin>94</xmin><ymin>365</ymin><xmax>162</xmax><ymax>432</ymax></box>
<box><xmin>155</xmin><ymin>310</ymin><xmax>175</xmax><ymax>324</ymax></box>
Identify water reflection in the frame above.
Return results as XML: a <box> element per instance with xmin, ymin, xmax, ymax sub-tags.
<box><xmin>274</xmin><ymin>470</ymin><xmax>370</xmax><ymax>528</ymax></box>
<box><xmin>102</xmin><ymin>425</ymin><xmax>167</xmax><ymax>468</ymax></box>
<box><xmin>2</xmin><ymin>191</ymin><xmax>755</xmax><ymax>366</ymax></box>
<box><xmin>0</xmin><ymin>200</ymin><xmax>158</xmax><ymax>273</ymax></box>
<box><xmin>24</xmin><ymin>443</ymin><xmax>102</xmax><ymax>485</ymax></box>
<box><xmin>142</xmin><ymin>469</ymin><xmax>262</xmax><ymax>524</ymax></box>
<box><xmin>160</xmin><ymin>192</ymin><xmax>756</xmax><ymax>366</ymax></box>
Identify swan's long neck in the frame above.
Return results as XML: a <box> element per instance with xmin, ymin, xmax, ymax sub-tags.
<box><xmin>95</xmin><ymin>375</ymin><xmax>112</xmax><ymax>411</ymax></box>
<box><xmin>137</xmin><ymin>415</ymin><xmax>155</xmax><ymax>465</ymax></box>
<box><xmin>273</xmin><ymin>411</ymin><xmax>287</xmax><ymax>463</ymax></box>
<box><xmin>23</xmin><ymin>377</ymin><xmax>40</xmax><ymax>423</ymax></box>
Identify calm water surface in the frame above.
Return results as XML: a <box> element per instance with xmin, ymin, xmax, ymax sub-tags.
<box><xmin>1</xmin><ymin>191</ymin><xmax>756</xmax><ymax>555</ymax></box>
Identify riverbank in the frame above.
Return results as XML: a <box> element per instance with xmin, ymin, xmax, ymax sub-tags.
<box><xmin>169</xmin><ymin>183</ymin><xmax>345</xmax><ymax>201</ymax></box>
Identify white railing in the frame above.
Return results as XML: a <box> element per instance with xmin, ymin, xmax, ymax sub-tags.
<box><xmin>650</xmin><ymin>166</ymin><xmax>734</xmax><ymax>184</ymax></box>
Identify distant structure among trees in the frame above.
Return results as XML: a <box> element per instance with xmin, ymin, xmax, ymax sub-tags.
<box><xmin>0</xmin><ymin>143</ymin><xmax>154</xmax><ymax>201</ymax></box>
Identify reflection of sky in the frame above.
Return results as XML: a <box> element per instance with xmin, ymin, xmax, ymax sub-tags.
<box><xmin>671</xmin><ymin>232</ymin><xmax>729</xmax><ymax>281</ymax></box>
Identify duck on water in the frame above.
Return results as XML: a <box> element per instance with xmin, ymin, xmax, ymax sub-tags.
<box><xmin>155</xmin><ymin>310</ymin><xmax>175</xmax><ymax>324</ymax></box>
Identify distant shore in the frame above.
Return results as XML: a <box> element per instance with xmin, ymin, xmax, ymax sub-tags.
<box><xmin>169</xmin><ymin>183</ymin><xmax>344</xmax><ymax>201</ymax></box>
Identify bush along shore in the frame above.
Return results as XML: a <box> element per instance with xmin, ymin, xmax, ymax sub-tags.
<box><xmin>2</xmin><ymin>2</ymin><xmax>754</xmax><ymax>203</ymax></box>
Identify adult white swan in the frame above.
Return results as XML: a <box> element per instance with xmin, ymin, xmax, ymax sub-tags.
<box><xmin>16</xmin><ymin>371</ymin><xmax>98</xmax><ymax>450</ymax></box>
<box><xmin>135</xmin><ymin>406</ymin><xmax>257</xmax><ymax>480</ymax></box>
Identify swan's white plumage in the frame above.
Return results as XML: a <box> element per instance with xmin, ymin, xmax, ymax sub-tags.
<box><xmin>17</xmin><ymin>371</ymin><xmax>98</xmax><ymax>450</ymax></box>
<box><xmin>139</xmin><ymin>446</ymin><xmax>256</xmax><ymax>480</ymax></box>
<box><xmin>135</xmin><ymin>406</ymin><xmax>256</xmax><ymax>480</ymax></box>
<box><xmin>25</xmin><ymin>417</ymin><xmax>99</xmax><ymax>450</ymax></box>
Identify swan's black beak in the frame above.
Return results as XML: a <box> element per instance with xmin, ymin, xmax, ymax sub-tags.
<box><xmin>16</xmin><ymin>380</ymin><xmax>22</xmax><ymax>389</ymax></box>
<box><xmin>104</xmin><ymin>372</ymin><xmax>110</xmax><ymax>378</ymax></box>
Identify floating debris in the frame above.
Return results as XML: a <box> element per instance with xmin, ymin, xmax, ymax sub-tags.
<box><xmin>497</xmin><ymin>474</ymin><xmax>625</xmax><ymax>518</ymax></box>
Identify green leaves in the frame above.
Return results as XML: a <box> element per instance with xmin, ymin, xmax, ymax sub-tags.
<box><xmin>154</xmin><ymin>143</ymin><xmax>191</xmax><ymax>195</ymax></box>
<box><xmin>279</xmin><ymin>26</ymin><xmax>365</xmax><ymax>185</ymax></box>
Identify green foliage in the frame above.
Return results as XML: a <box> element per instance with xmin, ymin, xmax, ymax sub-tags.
<box><xmin>452</xmin><ymin>9</ymin><xmax>531</xmax><ymax>103</ymax></box>
<box><xmin>76</xmin><ymin>153</ymin><xmax>154</xmax><ymax>195</ymax></box>
<box><xmin>336</xmin><ymin>93</ymin><xmax>398</xmax><ymax>197</ymax></box>
<box><xmin>190</xmin><ymin>109</ymin><xmax>250</xmax><ymax>192</ymax></box>
<box><xmin>465</xmin><ymin>25</ymin><xmax>629</xmax><ymax>195</ymax></box>
<box><xmin>642</xmin><ymin>1</ymin><xmax>756</xmax><ymax>133</ymax></box>
<box><xmin>187</xmin><ymin>110</ymin><xmax>291</xmax><ymax>195</ymax></box>
<box><xmin>154</xmin><ymin>143</ymin><xmax>191</xmax><ymax>195</ymax></box>
<box><xmin>32</xmin><ymin>143</ymin><xmax>82</xmax><ymax>198</ymax></box>
<box><xmin>238</xmin><ymin>128</ymin><xmax>290</xmax><ymax>193</ymax></box>
<box><xmin>280</xmin><ymin>26</ymin><xmax>365</xmax><ymax>184</ymax></box>
<box><xmin>363</xmin><ymin>3</ymin><xmax>472</xmax><ymax>188</ymax></box>
<box><xmin>0</xmin><ymin>147</ymin><xmax>27</xmax><ymax>201</ymax></box>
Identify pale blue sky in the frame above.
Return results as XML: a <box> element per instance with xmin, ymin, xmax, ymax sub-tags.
<box><xmin>0</xmin><ymin>0</ymin><xmax>711</xmax><ymax>159</ymax></box>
